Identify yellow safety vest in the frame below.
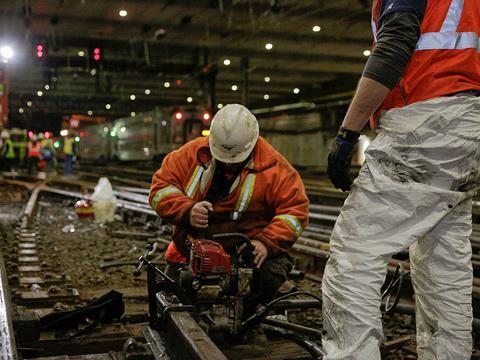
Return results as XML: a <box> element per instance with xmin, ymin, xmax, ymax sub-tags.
<box><xmin>63</xmin><ymin>138</ymin><xmax>74</xmax><ymax>155</ymax></box>
<box><xmin>3</xmin><ymin>139</ymin><xmax>14</xmax><ymax>159</ymax></box>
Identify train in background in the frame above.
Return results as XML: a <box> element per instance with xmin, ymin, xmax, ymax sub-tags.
<box><xmin>257</xmin><ymin>111</ymin><xmax>372</xmax><ymax>168</ymax></box>
<box><xmin>77</xmin><ymin>108</ymin><xmax>211</xmax><ymax>162</ymax></box>
<box><xmin>78</xmin><ymin>104</ymin><xmax>371</xmax><ymax>168</ymax></box>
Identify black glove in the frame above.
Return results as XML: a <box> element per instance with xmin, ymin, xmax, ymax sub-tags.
<box><xmin>327</xmin><ymin>127</ymin><xmax>360</xmax><ymax>191</ymax></box>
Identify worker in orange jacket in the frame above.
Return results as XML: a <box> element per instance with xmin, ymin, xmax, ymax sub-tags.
<box><xmin>149</xmin><ymin>104</ymin><xmax>309</xmax><ymax>303</ymax></box>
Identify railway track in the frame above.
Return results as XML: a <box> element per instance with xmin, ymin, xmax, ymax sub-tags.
<box><xmin>0</xmin><ymin>177</ymin><xmax>323</xmax><ymax>359</ymax></box>
<box><xmin>2</xmin><ymin>171</ymin><xmax>480</xmax><ymax>359</ymax></box>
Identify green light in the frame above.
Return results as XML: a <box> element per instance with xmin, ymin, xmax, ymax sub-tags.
<box><xmin>54</xmin><ymin>141</ymin><xmax>60</xmax><ymax>149</ymax></box>
<box><xmin>74</xmin><ymin>136</ymin><xmax>80</xmax><ymax>142</ymax></box>
<box><xmin>110</xmin><ymin>131</ymin><xmax>117</xmax><ymax>137</ymax></box>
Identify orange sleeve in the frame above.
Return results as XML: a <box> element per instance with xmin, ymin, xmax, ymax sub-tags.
<box><xmin>149</xmin><ymin>146</ymin><xmax>197</xmax><ymax>226</ymax></box>
<box><xmin>255</xmin><ymin>164</ymin><xmax>309</xmax><ymax>256</ymax></box>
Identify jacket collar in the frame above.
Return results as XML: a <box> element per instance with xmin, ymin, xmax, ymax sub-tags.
<box><xmin>196</xmin><ymin>136</ymin><xmax>277</xmax><ymax>172</ymax></box>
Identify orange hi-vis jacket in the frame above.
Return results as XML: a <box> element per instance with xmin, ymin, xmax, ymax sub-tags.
<box><xmin>371</xmin><ymin>0</ymin><xmax>480</xmax><ymax>121</ymax></box>
<box><xmin>28</xmin><ymin>141</ymin><xmax>41</xmax><ymax>158</ymax></box>
<box><xmin>149</xmin><ymin>136</ymin><xmax>309</xmax><ymax>263</ymax></box>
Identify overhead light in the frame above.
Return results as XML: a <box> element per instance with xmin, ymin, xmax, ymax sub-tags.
<box><xmin>119</xmin><ymin>9</ymin><xmax>128</xmax><ymax>17</ymax></box>
<box><xmin>110</xmin><ymin>131</ymin><xmax>117</xmax><ymax>137</ymax></box>
<box><xmin>223</xmin><ymin>59</ymin><xmax>231</xmax><ymax>66</ymax></box>
<box><xmin>120</xmin><ymin>126</ymin><xmax>126</xmax><ymax>133</ymax></box>
<box><xmin>144</xmin><ymin>89</ymin><xmax>151</xmax><ymax>95</ymax></box>
<box><xmin>26</xmin><ymin>101</ymin><xmax>32</xmax><ymax>107</ymax></box>
<box><xmin>78</xmin><ymin>50</ymin><xmax>85</xmax><ymax>57</ymax></box>
<box><xmin>37</xmin><ymin>90</ymin><xmax>43</xmax><ymax>97</ymax></box>
<box><xmin>103</xmin><ymin>126</ymin><xmax>109</xmax><ymax>132</ymax></box>
<box><xmin>60</xmin><ymin>129</ymin><xmax>68</xmax><ymax>136</ymax></box>
<box><xmin>87</xmin><ymin>110</ymin><xmax>93</xmax><ymax>116</ymax></box>
<box><xmin>75</xmin><ymin>136</ymin><xmax>80</xmax><ymax>142</ymax></box>
<box><xmin>18</xmin><ymin>108</ymin><xmax>24</xmax><ymax>114</ymax></box>
<box><xmin>264</xmin><ymin>76</ymin><xmax>271</xmax><ymax>83</ymax></box>
<box><xmin>293</xmin><ymin>87</ymin><xmax>300</xmax><ymax>94</ymax></box>
<box><xmin>161</xmin><ymin>120</ymin><xmax>167</xmax><ymax>126</ymax></box>
<box><xmin>217</xmin><ymin>103</ymin><xmax>223</xmax><ymax>109</ymax></box>
<box><xmin>90</xmin><ymin>68</ymin><xmax>97</xmax><ymax>76</ymax></box>
<box><xmin>363</xmin><ymin>50</ymin><xmax>371</xmax><ymax>56</ymax></box>
<box><xmin>201</xmin><ymin>130</ymin><xmax>210</xmax><ymax>137</ymax></box>
<box><xmin>265</xmin><ymin>43</ymin><xmax>273</xmax><ymax>50</ymax></box>
<box><xmin>312</xmin><ymin>25</ymin><xmax>321</xmax><ymax>32</ymax></box>
<box><xmin>203</xmin><ymin>112</ymin><xmax>211</xmax><ymax>121</ymax></box>
<box><xmin>130</xmin><ymin>112</ymin><xmax>136</xmax><ymax>117</ymax></box>
<box><xmin>0</xmin><ymin>46</ymin><xmax>13</xmax><ymax>60</ymax></box>
<box><xmin>231</xmin><ymin>85</ymin><xmax>238</xmax><ymax>91</ymax></box>
<box><xmin>187</xmin><ymin>96</ymin><xmax>193</xmax><ymax>103</ymax></box>
<box><xmin>105</xmin><ymin>103</ymin><xmax>111</xmax><ymax>110</ymax></box>
<box><xmin>174</xmin><ymin>112</ymin><xmax>183</xmax><ymax>120</ymax></box>
<box><xmin>130</xmin><ymin>94</ymin><xmax>136</xmax><ymax>100</ymax></box>
<box><xmin>44</xmin><ymin>84</ymin><xmax>50</xmax><ymax>90</ymax></box>
<box><xmin>164</xmin><ymin>81</ymin><xmax>171</xmax><ymax>88</ymax></box>
<box><xmin>264</xmin><ymin>94</ymin><xmax>269</xmax><ymax>100</ymax></box>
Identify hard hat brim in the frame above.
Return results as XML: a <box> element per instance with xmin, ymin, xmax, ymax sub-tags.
<box><xmin>209</xmin><ymin>136</ymin><xmax>256</xmax><ymax>164</ymax></box>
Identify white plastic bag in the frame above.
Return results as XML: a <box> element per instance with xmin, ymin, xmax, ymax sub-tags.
<box><xmin>91</xmin><ymin>177</ymin><xmax>117</xmax><ymax>223</ymax></box>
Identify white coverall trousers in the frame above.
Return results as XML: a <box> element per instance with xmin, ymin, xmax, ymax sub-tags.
<box><xmin>322</xmin><ymin>95</ymin><xmax>480</xmax><ymax>360</ymax></box>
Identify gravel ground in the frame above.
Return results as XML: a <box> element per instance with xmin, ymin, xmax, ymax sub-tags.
<box><xmin>36</xmin><ymin>194</ymin><xmax>150</xmax><ymax>292</ymax></box>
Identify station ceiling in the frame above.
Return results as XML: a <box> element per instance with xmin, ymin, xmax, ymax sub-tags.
<box><xmin>0</xmin><ymin>0</ymin><xmax>373</xmax><ymax>119</ymax></box>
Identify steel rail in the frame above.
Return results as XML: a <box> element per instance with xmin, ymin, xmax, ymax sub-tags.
<box><xmin>163</xmin><ymin>311</ymin><xmax>228</xmax><ymax>360</ymax></box>
<box><xmin>0</xmin><ymin>252</ymin><xmax>18</xmax><ymax>359</ymax></box>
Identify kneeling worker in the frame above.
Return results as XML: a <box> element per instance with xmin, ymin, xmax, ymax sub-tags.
<box><xmin>149</xmin><ymin>104</ymin><xmax>309</xmax><ymax>303</ymax></box>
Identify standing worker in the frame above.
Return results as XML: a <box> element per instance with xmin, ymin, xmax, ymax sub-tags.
<box><xmin>63</xmin><ymin>133</ymin><xmax>75</xmax><ymax>176</ymax></box>
<box><xmin>149</xmin><ymin>104</ymin><xmax>309</xmax><ymax>305</ymax></box>
<box><xmin>1</xmin><ymin>130</ymin><xmax>15</xmax><ymax>171</ymax></box>
<box><xmin>323</xmin><ymin>1</ymin><xmax>480</xmax><ymax>359</ymax></box>
<box><xmin>40</xmin><ymin>132</ymin><xmax>55</xmax><ymax>173</ymax></box>
<box><xmin>27</xmin><ymin>134</ymin><xmax>41</xmax><ymax>175</ymax></box>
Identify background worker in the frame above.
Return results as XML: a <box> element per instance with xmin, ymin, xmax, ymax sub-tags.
<box><xmin>27</xmin><ymin>134</ymin><xmax>41</xmax><ymax>175</ymax></box>
<box><xmin>63</xmin><ymin>133</ymin><xmax>75</xmax><ymax>175</ymax></box>
<box><xmin>1</xmin><ymin>129</ymin><xmax>14</xmax><ymax>171</ymax></box>
<box><xmin>149</xmin><ymin>104</ymin><xmax>309</xmax><ymax>304</ymax></box>
<box><xmin>40</xmin><ymin>132</ymin><xmax>55</xmax><ymax>173</ymax></box>
<box><xmin>323</xmin><ymin>0</ymin><xmax>480</xmax><ymax>359</ymax></box>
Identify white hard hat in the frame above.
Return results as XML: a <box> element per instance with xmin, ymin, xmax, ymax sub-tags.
<box><xmin>1</xmin><ymin>129</ymin><xmax>9</xmax><ymax>139</ymax></box>
<box><xmin>209</xmin><ymin>104</ymin><xmax>259</xmax><ymax>163</ymax></box>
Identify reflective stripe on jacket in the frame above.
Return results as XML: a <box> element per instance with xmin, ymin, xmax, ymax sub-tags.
<box><xmin>27</xmin><ymin>141</ymin><xmax>41</xmax><ymax>158</ymax></box>
<box><xmin>149</xmin><ymin>136</ymin><xmax>309</xmax><ymax>263</ymax></box>
<box><xmin>3</xmin><ymin>139</ymin><xmax>14</xmax><ymax>159</ymax></box>
<box><xmin>372</xmin><ymin>0</ymin><xmax>480</xmax><ymax>120</ymax></box>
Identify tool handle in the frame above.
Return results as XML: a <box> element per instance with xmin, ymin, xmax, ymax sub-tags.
<box><xmin>133</xmin><ymin>243</ymin><xmax>153</xmax><ymax>276</ymax></box>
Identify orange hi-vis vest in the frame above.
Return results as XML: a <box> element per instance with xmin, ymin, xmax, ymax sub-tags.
<box><xmin>372</xmin><ymin>0</ymin><xmax>480</xmax><ymax>122</ymax></box>
<box><xmin>28</xmin><ymin>141</ymin><xmax>41</xmax><ymax>158</ymax></box>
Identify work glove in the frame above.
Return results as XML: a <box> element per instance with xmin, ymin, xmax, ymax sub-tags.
<box><xmin>327</xmin><ymin>127</ymin><xmax>360</xmax><ymax>192</ymax></box>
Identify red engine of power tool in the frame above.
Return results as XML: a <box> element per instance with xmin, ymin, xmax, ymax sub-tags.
<box><xmin>190</xmin><ymin>240</ymin><xmax>231</xmax><ymax>277</ymax></box>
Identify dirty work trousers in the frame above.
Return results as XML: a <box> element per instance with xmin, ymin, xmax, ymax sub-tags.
<box><xmin>322</xmin><ymin>95</ymin><xmax>480</xmax><ymax>360</ymax></box>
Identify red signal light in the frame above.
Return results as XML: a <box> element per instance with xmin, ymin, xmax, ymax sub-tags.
<box><xmin>93</xmin><ymin>47</ymin><xmax>101</xmax><ymax>61</ymax></box>
<box><xmin>174</xmin><ymin>112</ymin><xmax>183</xmax><ymax>120</ymax></box>
<box><xmin>36</xmin><ymin>44</ymin><xmax>45</xmax><ymax>59</ymax></box>
<box><xmin>175</xmin><ymin>79</ymin><xmax>182</xmax><ymax>86</ymax></box>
